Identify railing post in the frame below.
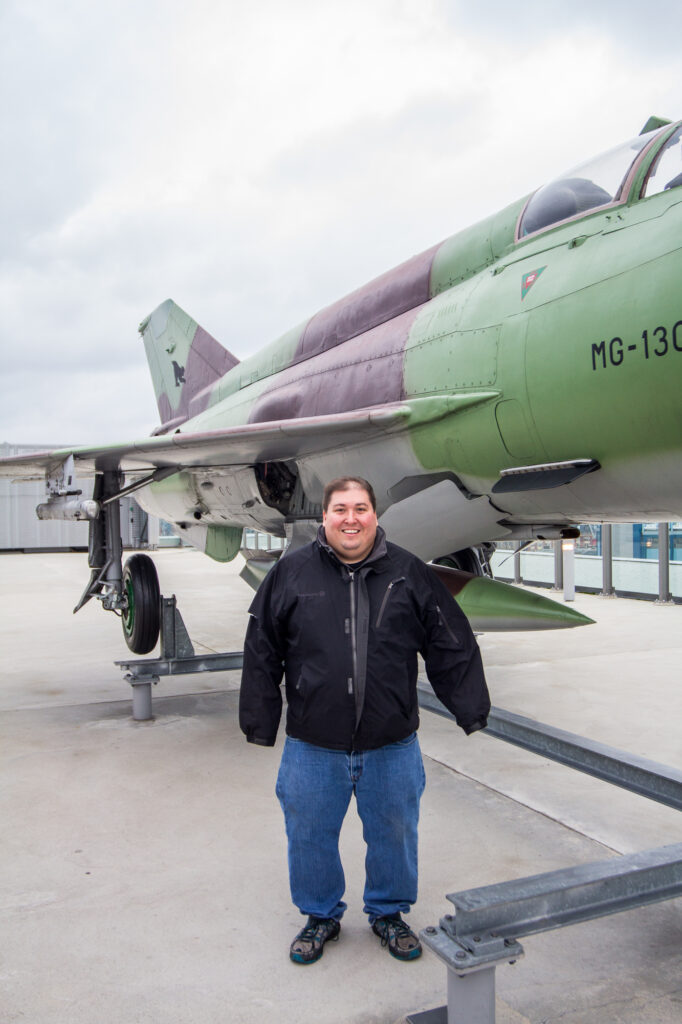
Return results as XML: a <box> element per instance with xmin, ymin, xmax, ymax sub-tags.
<box><xmin>562</xmin><ymin>539</ymin><xmax>575</xmax><ymax>602</ymax></box>
<box><xmin>601</xmin><ymin>524</ymin><xmax>615</xmax><ymax>596</ymax></box>
<box><xmin>552</xmin><ymin>540</ymin><xmax>563</xmax><ymax>591</ymax></box>
<box><xmin>657</xmin><ymin>523</ymin><xmax>672</xmax><ymax>603</ymax></box>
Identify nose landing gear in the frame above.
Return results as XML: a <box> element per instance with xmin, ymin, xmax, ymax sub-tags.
<box><xmin>71</xmin><ymin>469</ymin><xmax>162</xmax><ymax>655</ymax></box>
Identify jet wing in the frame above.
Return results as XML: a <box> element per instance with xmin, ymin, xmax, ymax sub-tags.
<box><xmin>0</xmin><ymin>393</ymin><xmax>496</xmax><ymax>480</ymax></box>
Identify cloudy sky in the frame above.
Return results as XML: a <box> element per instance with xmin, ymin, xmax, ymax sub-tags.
<box><xmin>2</xmin><ymin>0</ymin><xmax>682</xmax><ymax>445</ymax></box>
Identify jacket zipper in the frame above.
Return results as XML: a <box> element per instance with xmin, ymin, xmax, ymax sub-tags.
<box><xmin>375</xmin><ymin>576</ymin><xmax>406</xmax><ymax>628</ymax></box>
<box><xmin>348</xmin><ymin>570</ymin><xmax>357</xmax><ymax>695</ymax></box>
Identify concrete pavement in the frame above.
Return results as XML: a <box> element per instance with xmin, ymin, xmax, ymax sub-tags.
<box><xmin>1</xmin><ymin>549</ymin><xmax>680</xmax><ymax>1023</ymax></box>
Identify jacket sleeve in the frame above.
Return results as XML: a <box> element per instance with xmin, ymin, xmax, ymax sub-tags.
<box><xmin>238</xmin><ymin>565</ymin><xmax>287</xmax><ymax>746</ymax></box>
<box><xmin>419</xmin><ymin>569</ymin><xmax>491</xmax><ymax>734</ymax></box>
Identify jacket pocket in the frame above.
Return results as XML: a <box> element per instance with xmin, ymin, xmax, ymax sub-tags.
<box><xmin>436</xmin><ymin>605</ymin><xmax>463</xmax><ymax>648</ymax></box>
<box><xmin>375</xmin><ymin>577</ymin><xmax>406</xmax><ymax>628</ymax></box>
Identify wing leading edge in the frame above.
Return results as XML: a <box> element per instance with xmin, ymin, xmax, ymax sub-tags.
<box><xmin>0</xmin><ymin>393</ymin><xmax>498</xmax><ymax>480</ymax></box>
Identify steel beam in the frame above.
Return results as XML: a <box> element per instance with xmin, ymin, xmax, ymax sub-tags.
<box><xmin>443</xmin><ymin>842</ymin><xmax>682</xmax><ymax>948</ymax></box>
<box><xmin>117</xmin><ymin>651</ymin><xmax>244</xmax><ymax>681</ymax></box>
<box><xmin>414</xmin><ymin>844</ymin><xmax>682</xmax><ymax>1023</ymax></box>
<box><xmin>417</xmin><ymin>686</ymin><xmax>682</xmax><ymax>811</ymax></box>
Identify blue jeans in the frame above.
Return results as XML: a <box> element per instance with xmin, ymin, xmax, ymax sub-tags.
<box><xmin>275</xmin><ymin>734</ymin><xmax>426</xmax><ymax>923</ymax></box>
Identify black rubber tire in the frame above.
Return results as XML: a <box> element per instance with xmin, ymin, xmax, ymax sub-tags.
<box><xmin>122</xmin><ymin>553</ymin><xmax>160</xmax><ymax>654</ymax></box>
<box><xmin>433</xmin><ymin>548</ymin><xmax>484</xmax><ymax>576</ymax></box>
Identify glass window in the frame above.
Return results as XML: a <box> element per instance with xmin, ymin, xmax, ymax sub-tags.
<box><xmin>519</xmin><ymin>128</ymin><xmax>660</xmax><ymax>237</ymax></box>
<box><xmin>642</xmin><ymin>126</ymin><xmax>682</xmax><ymax>197</ymax></box>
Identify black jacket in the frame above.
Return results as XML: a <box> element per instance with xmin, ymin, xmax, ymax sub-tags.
<box><xmin>239</xmin><ymin>527</ymin><xmax>490</xmax><ymax>751</ymax></box>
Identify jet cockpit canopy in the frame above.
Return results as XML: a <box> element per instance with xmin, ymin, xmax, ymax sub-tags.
<box><xmin>518</xmin><ymin>125</ymin><xmax>671</xmax><ymax>238</ymax></box>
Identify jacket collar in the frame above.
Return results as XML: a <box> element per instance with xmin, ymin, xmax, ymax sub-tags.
<box><xmin>316</xmin><ymin>524</ymin><xmax>388</xmax><ymax>571</ymax></box>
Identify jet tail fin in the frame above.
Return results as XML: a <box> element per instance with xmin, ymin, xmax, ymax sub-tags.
<box><xmin>640</xmin><ymin>115</ymin><xmax>671</xmax><ymax>135</ymax></box>
<box><xmin>138</xmin><ymin>299</ymin><xmax>239</xmax><ymax>433</ymax></box>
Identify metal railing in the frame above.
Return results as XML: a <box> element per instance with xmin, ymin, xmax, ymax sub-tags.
<box><xmin>417</xmin><ymin>687</ymin><xmax>682</xmax><ymax>812</ymax></box>
<box><xmin>409</xmin><ymin>844</ymin><xmax>682</xmax><ymax>1024</ymax></box>
<box><xmin>494</xmin><ymin>523</ymin><xmax>680</xmax><ymax>603</ymax></box>
<box><xmin>411</xmin><ymin>686</ymin><xmax>682</xmax><ymax>1024</ymax></box>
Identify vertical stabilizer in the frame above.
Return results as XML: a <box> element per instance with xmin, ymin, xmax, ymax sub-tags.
<box><xmin>139</xmin><ymin>299</ymin><xmax>239</xmax><ymax>433</ymax></box>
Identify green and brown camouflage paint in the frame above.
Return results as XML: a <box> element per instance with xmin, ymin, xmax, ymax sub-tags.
<box><xmin>5</xmin><ymin>119</ymin><xmax>682</xmax><ymax>611</ymax></box>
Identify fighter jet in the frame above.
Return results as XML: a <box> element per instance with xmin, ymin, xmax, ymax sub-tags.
<box><xmin>4</xmin><ymin>115</ymin><xmax>681</xmax><ymax>652</ymax></box>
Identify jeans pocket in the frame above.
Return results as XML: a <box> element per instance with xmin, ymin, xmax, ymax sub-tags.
<box><xmin>388</xmin><ymin>732</ymin><xmax>417</xmax><ymax>748</ymax></box>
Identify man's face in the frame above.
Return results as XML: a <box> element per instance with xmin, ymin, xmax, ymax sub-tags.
<box><xmin>322</xmin><ymin>486</ymin><xmax>378</xmax><ymax>564</ymax></box>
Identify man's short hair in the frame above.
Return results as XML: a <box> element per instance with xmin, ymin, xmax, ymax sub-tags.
<box><xmin>322</xmin><ymin>476</ymin><xmax>377</xmax><ymax>512</ymax></box>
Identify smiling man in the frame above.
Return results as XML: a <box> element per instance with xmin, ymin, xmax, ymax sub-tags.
<box><xmin>322</xmin><ymin>483</ymin><xmax>377</xmax><ymax>562</ymax></box>
<box><xmin>239</xmin><ymin>476</ymin><xmax>490</xmax><ymax>965</ymax></box>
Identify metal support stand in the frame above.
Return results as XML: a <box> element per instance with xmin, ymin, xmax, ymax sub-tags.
<box><xmin>117</xmin><ymin>593</ymin><xmax>242</xmax><ymax>721</ymax></box>
<box><xmin>411</xmin><ymin>843</ymin><xmax>682</xmax><ymax>1024</ymax></box>
<box><xmin>160</xmin><ymin>595</ymin><xmax>195</xmax><ymax>659</ymax></box>
<box><xmin>130</xmin><ymin>677</ymin><xmax>155</xmax><ymax>722</ymax></box>
<box><xmin>513</xmin><ymin>548</ymin><xmax>521</xmax><ymax>585</ymax></box>
<box><xmin>447</xmin><ymin>966</ymin><xmax>496</xmax><ymax>1024</ymax></box>
<box><xmin>407</xmin><ymin>969</ymin><xmax>498</xmax><ymax>1024</ymax></box>
<box><xmin>413</xmin><ymin>683</ymin><xmax>682</xmax><ymax>1023</ymax></box>
<box><xmin>601</xmin><ymin>524</ymin><xmax>615</xmax><ymax>596</ymax></box>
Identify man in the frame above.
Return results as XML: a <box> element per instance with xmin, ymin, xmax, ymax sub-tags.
<box><xmin>239</xmin><ymin>477</ymin><xmax>490</xmax><ymax>965</ymax></box>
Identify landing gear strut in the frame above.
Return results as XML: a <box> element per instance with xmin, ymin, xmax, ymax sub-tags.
<box><xmin>72</xmin><ymin>468</ymin><xmax>161</xmax><ymax>655</ymax></box>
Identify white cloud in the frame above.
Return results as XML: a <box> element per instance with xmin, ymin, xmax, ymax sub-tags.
<box><xmin>1</xmin><ymin>0</ymin><xmax>682</xmax><ymax>443</ymax></box>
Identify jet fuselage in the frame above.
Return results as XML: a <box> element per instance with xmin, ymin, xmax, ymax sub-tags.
<box><xmin>136</xmin><ymin>120</ymin><xmax>682</xmax><ymax>560</ymax></box>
